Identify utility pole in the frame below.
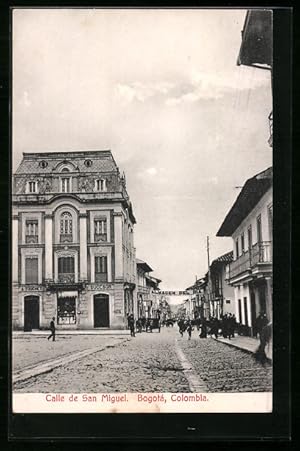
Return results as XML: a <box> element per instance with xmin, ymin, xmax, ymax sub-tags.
<box><xmin>207</xmin><ymin>236</ymin><xmax>211</xmax><ymax>318</ymax></box>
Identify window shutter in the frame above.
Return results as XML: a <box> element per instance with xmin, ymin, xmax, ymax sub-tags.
<box><xmin>25</xmin><ymin>258</ymin><xmax>38</xmax><ymax>284</ymax></box>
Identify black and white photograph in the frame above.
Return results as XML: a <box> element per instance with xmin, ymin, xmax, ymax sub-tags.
<box><xmin>11</xmin><ymin>8</ymin><xmax>274</xmax><ymax>414</ymax></box>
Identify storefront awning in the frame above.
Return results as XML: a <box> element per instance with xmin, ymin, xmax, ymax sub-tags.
<box><xmin>57</xmin><ymin>291</ymin><xmax>78</xmax><ymax>298</ymax></box>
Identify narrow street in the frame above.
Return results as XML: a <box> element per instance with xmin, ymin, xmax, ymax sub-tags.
<box><xmin>13</xmin><ymin>327</ymin><xmax>272</xmax><ymax>393</ymax></box>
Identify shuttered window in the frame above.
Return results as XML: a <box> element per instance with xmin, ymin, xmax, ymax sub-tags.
<box><xmin>58</xmin><ymin>257</ymin><xmax>75</xmax><ymax>274</ymax></box>
<box><xmin>25</xmin><ymin>257</ymin><xmax>38</xmax><ymax>284</ymax></box>
<box><xmin>95</xmin><ymin>256</ymin><xmax>108</xmax><ymax>282</ymax></box>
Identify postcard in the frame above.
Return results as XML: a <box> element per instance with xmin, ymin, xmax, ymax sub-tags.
<box><xmin>12</xmin><ymin>7</ymin><xmax>273</xmax><ymax>416</ymax></box>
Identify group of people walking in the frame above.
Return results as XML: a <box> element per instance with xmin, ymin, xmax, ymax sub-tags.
<box><xmin>178</xmin><ymin>319</ymin><xmax>194</xmax><ymax>340</ymax></box>
<box><xmin>178</xmin><ymin>314</ymin><xmax>237</xmax><ymax>340</ymax></box>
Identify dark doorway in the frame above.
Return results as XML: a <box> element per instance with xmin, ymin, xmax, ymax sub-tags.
<box><xmin>250</xmin><ymin>291</ymin><xmax>256</xmax><ymax>335</ymax></box>
<box><xmin>238</xmin><ymin>299</ymin><xmax>242</xmax><ymax>324</ymax></box>
<box><xmin>258</xmin><ymin>283</ymin><xmax>267</xmax><ymax>315</ymax></box>
<box><xmin>243</xmin><ymin>297</ymin><xmax>249</xmax><ymax>326</ymax></box>
<box><xmin>24</xmin><ymin>296</ymin><xmax>39</xmax><ymax>331</ymax></box>
<box><xmin>94</xmin><ymin>294</ymin><xmax>109</xmax><ymax>327</ymax></box>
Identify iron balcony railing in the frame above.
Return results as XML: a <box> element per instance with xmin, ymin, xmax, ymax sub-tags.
<box><xmin>226</xmin><ymin>241</ymin><xmax>272</xmax><ymax>280</ymax></box>
<box><xmin>95</xmin><ymin>233</ymin><xmax>107</xmax><ymax>242</ymax></box>
<box><xmin>60</xmin><ymin>234</ymin><xmax>73</xmax><ymax>243</ymax></box>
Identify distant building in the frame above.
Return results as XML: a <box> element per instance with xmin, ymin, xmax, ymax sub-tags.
<box><xmin>136</xmin><ymin>259</ymin><xmax>161</xmax><ymax>318</ymax></box>
<box><xmin>217</xmin><ymin>167</ymin><xmax>273</xmax><ymax>335</ymax></box>
<box><xmin>186</xmin><ymin>275</ymin><xmax>209</xmax><ymax>319</ymax></box>
<box><xmin>209</xmin><ymin>251</ymin><xmax>235</xmax><ymax>319</ymax></box>
<box><xmin>12</xmin><ymin>150</ymin><xmax>136</xmax><ymax>330</ymax></box>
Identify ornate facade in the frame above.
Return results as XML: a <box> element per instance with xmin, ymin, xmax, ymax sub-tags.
<box><xmin>12</xmin><ymin>150</ymin><xmax>137</xmax><ymax>330</ymax></box>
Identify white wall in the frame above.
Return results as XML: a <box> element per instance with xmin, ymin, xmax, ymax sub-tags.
<box><xmin>232</xmin><ymin>188</ymin><xmax>272</xmax><ymax>259</ymax></box>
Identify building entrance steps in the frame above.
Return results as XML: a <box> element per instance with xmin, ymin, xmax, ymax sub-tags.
<box><xmin>212</xmin><ymin>335</ymin><xmax>272</xmax><ymax>361</ymax></box>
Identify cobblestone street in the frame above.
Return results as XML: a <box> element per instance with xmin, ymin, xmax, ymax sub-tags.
<box><xmin>13</xmin><ymin>327</ymin><xmax>272</xmax><ymax>393</ymax></box>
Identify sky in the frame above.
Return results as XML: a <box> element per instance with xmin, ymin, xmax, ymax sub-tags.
<box><xmin>13</xmin><ymin>9</ymin><xmax>272</xmax><ymax>301</ymax></box>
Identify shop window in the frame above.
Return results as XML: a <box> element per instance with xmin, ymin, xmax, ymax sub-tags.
<box><xmin>58</xmin><ymin>256</ymin><xmax>75</xmax><ymax>283</ymax></box>
<box><xmin>60</xmin><ymin>212</ymin><xmax>73</xmax><ymax>243</ymax></box>
<box><xmin>26</xmin><ymin>219</ymin><xmax>38</xmax><ymax>243</ymax></box>
<box><xmin>25</xmin><ymin>257</ymin><xmax>38</xmax><ymax>284</ymax></box>
<box><xmin>57</xmin><ymin>296</ymin><xmax>76</xmax><ymax>325</ymax></box>
<box><xmin>94</xmin><ymin>218</ymin><xmax>107</xmax><ymax>242</ymax></box>
<box><xmin>95</xmin><ymin>256</ymin><xmax>108</xmax><ymax>282</ymax></box>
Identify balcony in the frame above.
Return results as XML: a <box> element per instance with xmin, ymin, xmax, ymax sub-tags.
<box><xmin>60</xmin><ymin>234</ymin><xmax>73</xmax><ymax>243</ymax></box>
<box><xmin>226</xmin><ymin>241</ymin><xmax>272</xmax><ymax>283</ymax></box>
<box><xmin>95</xmin><ymin>273</ymin><xmax>108</xmax><ymax>283</ymax></box>
<box><xmin>95</xmin><ymin>233</ymin><xmax>107</xmax><ymax>243</ymax></box>
<box><xmin>58</xmin><ymin>273</ymin><xmax>75</xmax><ymax>283</ymax></box>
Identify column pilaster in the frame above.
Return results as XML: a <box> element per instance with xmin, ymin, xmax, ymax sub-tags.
<box><xmin>45</xmin><ymin>214</ymin><xmax>53</xmax><ymax>280</ymax></box>
<box><xmin>79</xmin><ymin>213</ymin><xmax>87</xmax><ymax>281</ymax></box>
<box><xmin>12</xmin><ymin>215</ymin><xmax>19</xmax><ymax>283</ymax></box>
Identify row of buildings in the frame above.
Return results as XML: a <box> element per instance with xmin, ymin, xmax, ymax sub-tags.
<box><xmin>12</xmin><ymin>150</ymin><xmax>165</xmax><ymax>331</ymax></box>
<box><xmin>185</xmin><ymin>167</ymin><xmax>273</xmax><ymax>336</ymax></box>
<box><xmin>183</xmin><ymin>10</ymin><xmax>273</xmax><ymax>336</ymax></box>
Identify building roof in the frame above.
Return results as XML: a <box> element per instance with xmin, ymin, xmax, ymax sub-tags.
<box><xmin>186</xmin><ymin>273</ymin><xmax>208</xmax><ymax>291</ymax></box>
<box><xmin>217</xmin><ymin>167</ymin><xmax>272</xmax><ymax>237</ymax></box>
<box><xmin>136</xmin><ymin>258</ymin><xmax>153</xmax><ymax>273</ymax></box>
<box><xmin>15</xmin><ymin>150</ymin><xmax>119</xmax><ymax>174</ymax></box>
<box><xmin>237</xmin><ymin>10</ymin><xmax>272</xmax><ymax>69</ymax></box>
<box><xmin>145</xmin><ymin>274</ymin><xmax>161</xmax><ymax>288</ymax></box>
<box><xmin>211</xmin><ymin>250</ymin><xmax>234</xmax><ymax>266</ymax></box>
<box><xmin>146</xmin><ymin>275</ymin><xmax>162</xmax><ymax>284</ymax></box>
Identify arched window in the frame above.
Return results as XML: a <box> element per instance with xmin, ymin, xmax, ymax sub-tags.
<box><xmin>60</xmin><ymin>211</ymin><xmax>73</xmax><ymax>243</ymax></box>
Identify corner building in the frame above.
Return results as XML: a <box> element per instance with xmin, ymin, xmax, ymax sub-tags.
<box><xmin>12</xmin><ymin>150</ymin><xmax>137</xmax><ymax>330</ymax></box>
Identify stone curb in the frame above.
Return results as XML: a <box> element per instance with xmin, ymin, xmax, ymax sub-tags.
<box><xmin>212</xmin><ymin>337</ymin><xmax>272</xmax><ymax>363</ymax></box>
<box><xmin>13</xmin><ymin>338</ymin><xmax>129</xmax><ymax>384</ymax></box>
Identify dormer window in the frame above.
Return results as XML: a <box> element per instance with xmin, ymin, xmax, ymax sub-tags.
<box><xmin>95</xmin><ymin>178</ymin><xmax>107</xmax><ymax>192</ymax></box>
<box><xmin>27</xmin><ymin>181</ymin><xmax>38</xmax><ymax>193</ymax></box>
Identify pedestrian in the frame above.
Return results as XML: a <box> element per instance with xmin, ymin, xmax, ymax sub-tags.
<box><xmin>254</xmin><ymin>321</ymin><xmax>272</xmax><ymax>364</ymax></box>
<box><xmin>199</xmin><ymin>318</ymin><xmax>207</xmax><ymax>338</ymax></box>
<box><xmin>229</xmin><ymin>314</ymin><xmax>236</xmax><ymax>339</ymax></box>
<box><xmin>186</xmin><ymin>321</ymin><xmax>193</xmax><ymax>340</ymax></box>
<box><xmin>211</xmin><ymin>317</ymin><xmax>219</xmax><ymax>339</ymax></box>
<box><xmin>221</xmin><ymin>314</ymin><xmax>228</xmax><ymax>338</ymax></box>
<box><xmin>178</xmin><ymin>319</ymin><xmax>185</xmax><ymax>337</ymax></box>
<box><xmin>47</xmin><ymin>317</ymin><xmax>56</xmax><ymax>341</ymax></box>
<box><xmin>128</xmin><ymin>313</ymin><xmax>135</xmax><ymax>337</ymax></box>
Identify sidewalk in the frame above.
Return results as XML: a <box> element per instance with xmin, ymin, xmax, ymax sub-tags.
<box><xmin>13</xmin><ymin>329</ymin><xmax>130</xmax><ymax>337</ymax></box>
<box><xmin>213</xmin><ymin>335</ymin><xmax>272</xmax><ymax>361</ymax></box>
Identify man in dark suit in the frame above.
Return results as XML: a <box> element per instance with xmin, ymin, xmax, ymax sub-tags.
<box><xmin>47</xmin><ymin>317</ymin><xmax>56</xmax><ymax>341</ymax></box>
